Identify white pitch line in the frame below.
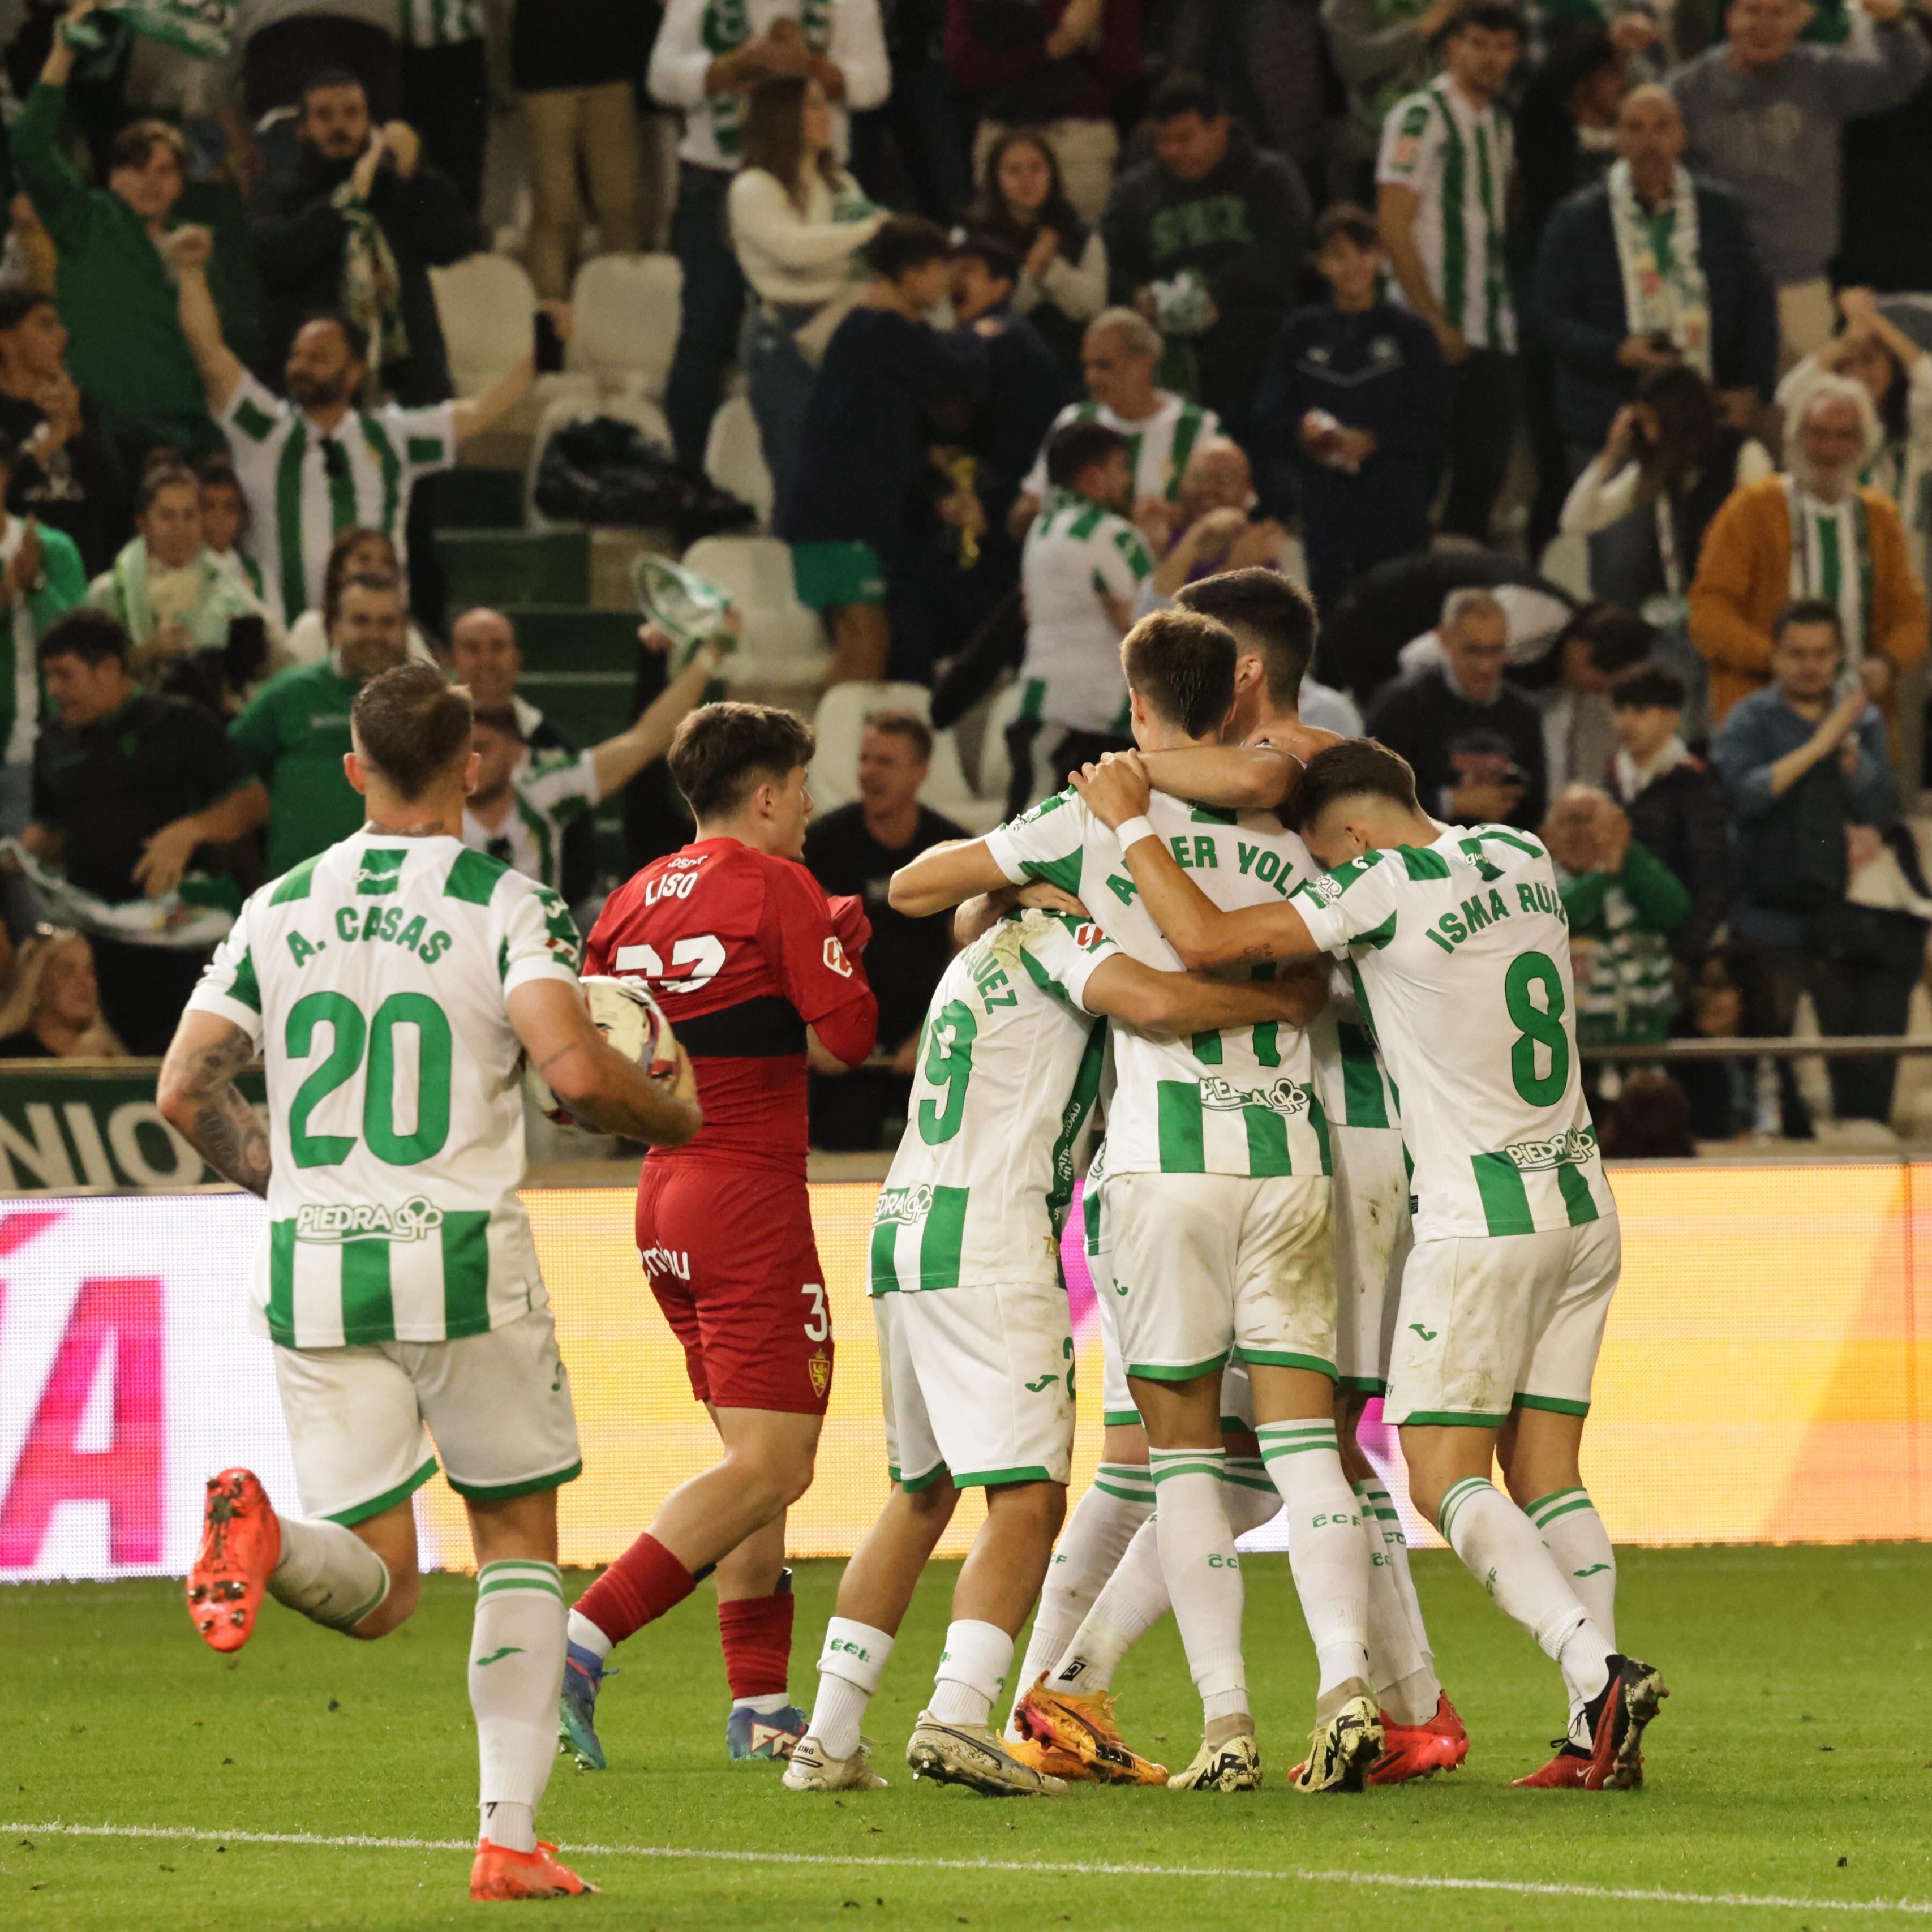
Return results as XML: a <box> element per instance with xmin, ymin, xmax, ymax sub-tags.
<box><xmin>7</xmin><ymin>1819</ymin><xmax>1931</xmax><ymax>1918</ymax></box>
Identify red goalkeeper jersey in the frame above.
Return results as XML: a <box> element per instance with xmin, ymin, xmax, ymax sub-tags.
<box><xmin>586</xmin><ymin>836</ymin><xmax>878</xmax><ymax>1174</ymax></box>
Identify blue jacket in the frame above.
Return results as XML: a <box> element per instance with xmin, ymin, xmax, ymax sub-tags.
<box><xmin>1529</xmin><ymin>176</ymin><xmax>1778</xmax><ymax>452</ymax></box>
<box><xmin>1253</xmin><ymin>298</ymin><xmax>1449</xmax><ymax>471</ymax></box>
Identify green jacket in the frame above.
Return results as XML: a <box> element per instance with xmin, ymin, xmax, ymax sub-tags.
<box><xmin>11</xmin><ymin>83</ymin><xmax>217</xmax><ymax>456</ymax></box>
<box><xmin>1561</xmin><ymin>841</ymin><xmax>1691</xmax><ymax>1049</ymax></box>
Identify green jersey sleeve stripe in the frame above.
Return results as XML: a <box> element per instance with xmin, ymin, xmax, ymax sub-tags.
<box><xmin>445</xmin><ymin>847</ymin><xmax>510</xmax><ymax>904</ymax></box>
<box><xmin>226</xmin><ymin>944</ymin><xmax>263</xmax><ymax>1013</ymax></box>
<box><xmin>268</xmin><ymin>854</ymin><xmax>325</xmax><ymax>904</ymax></box>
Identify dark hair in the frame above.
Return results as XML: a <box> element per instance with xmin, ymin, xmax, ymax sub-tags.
<box><xmin>1292</xmin><ymin>739</ymin><xmax>1420</xmax><ymax>830</ymax></box>
<box><xmin>0</xmin><ymin>286</ymin><xmax>55</xmax><ymax>336</ymax></box>
<box><xmin>1633</xmin><ymin>363</ymin><xmax>1718</xmax><ymax>491</ymax></box>
<box><xmin>1313</xmin><ymin>203</ymin><xmax>1381</xmax><ymax>253</ymax></box>
<box><xmin>1148</xmin><ymin>71</ymin><xmax>1221</xmax><ymax>122</ymax></box>
<box><xmin>137</xmin><ymin>459</ymin><xmax>198</xmax><ymax>516</ymax></box>
<box><xmin>0</xmin><ymin>428</ymin><xmax>24</xmax><ymax>474</ymax></box>
<box><xmin>863</xmin><ymin>707</ymin><xmax>933</xmax><ymax>762</ymax></box>
<box><xmin>741</xmin><ymin>75</ymin><xmax>840</xmax><ymax>208</ymax></box>
<box><xmin>1600</xmin><ymin>1068</ymin><xmax>1695</xmax><ymax>1158</ymax></box>
<box><xmin>1772</xmin><ymin>598</ymin><xmax>1845</xmax><ymax>647</ymax></box>
<box><xmin>470</xmin><ymin>703</ymin><xmax>525</xmax><ymax>741</ymax></box>
<box><xmin>351</xmin><ymin>662</ymin><xmax>473</xmax><ymax>801</ymax></box>
<box><xmin>294</xmin><ymin>308</ymin><xmax>370</xmax><ymax>366</ymax></box>
<box><xmin>1177</xmin><ymin>568</ymin><xmax>1317</xmax><ymax>708</ymax></box>
<box><xmin>1446</xmin><ymin>2</ymin><xmax>1527</xmax><ymax>37</ymax></box>
<box><xmin>866</xmin><ymin>214</ymin><xmax>951</xmax><ymax>281</ymax></box>
<box><xmin>329</xmin><ymin>569</ymin><xmax>403</xmax><ymax>637</ymax></box>
<box><xmin>1561</xmin><ymin>600</ymin><xmax>1655</xmax><ymax>679</ymax></box>
<box><xmin>967</xmin><ymin>130</ymin><xmax>1089</xmax><ymax>264</ymax></box>
<box><xmin>1045</xmin><ymin>419</ymin><xmax>1129</xmax><ymax>491</ymax></box>
<box><xmin>954</xmin><ymin>231</ymin><xmax>1021</xmax><ymax>288</ymax></box>
<box><xmin>108</xmin><ymin>118</ymin><xmax>186</xmax><ymax>175</ymax></box>
<box><xmin>298</xmin><ymin>66</ymin><xmax>367</xmax><ymax>111</ymax></box>
<box><xmin>38</xmin><ymin>607</ymin><xmax>130</xmax><ymax>669</ymax></box>
<box><xmin>1610</xmin><ymin>664</ymin><xmax>1686</xmax><ymax>712</ymax></box>
<box><xmin>321</xmin><ymin>529</ymin><xmax>400</xmax><ymax>624</ymax></box>
<box><xmin>668</xmin><ymin>702</ymin><xmax>816</xmax><ymax>820</ymax></box>
<box><xmin>1119</xmin><ymin>609</ymin><xmax>1237</xmax><ymax>738</ymax></box>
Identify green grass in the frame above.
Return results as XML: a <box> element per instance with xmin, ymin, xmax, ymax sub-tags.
<box><xmin>5</xmin><ymin>1545</ymin><xmax>1930</xmax><ymax>1931</ymax></box>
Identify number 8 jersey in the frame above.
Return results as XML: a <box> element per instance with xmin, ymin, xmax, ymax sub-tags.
<box><xmin>1289</xmin><ymin>823</ymin><xmax>1616</xmax><ymax>1243</ymax></box>
<box><xmin>187</xmin><ymin>831</ymin><xmax>586</xmax><ymax>1349</ymax></box>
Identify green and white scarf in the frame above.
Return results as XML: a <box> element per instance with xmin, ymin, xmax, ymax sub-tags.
<box><xmin>701</xmin><ymin>0</ymin><xmax>834</xmax><ymax>158</ymax></box>
<box><xmin>331</xmin><ymin>186</ymin><xmax>410</xmax><ymax>377</ymax></box>
<box><xmin>65</xmin><ymin>0</ymin><xmax>234</xmax><ymax>62</ymax></box>
<box><xmin>1608</xmin><ymin>161</ymin><xmax>1710</xmax><ymax>379</ymax></box>
<box><xmin>105</xmin><ymin>536</ymin><xmax>260</xmax><ymax>654</ymax></box>
<box><xmin>1785</xmin><ymin>475</ymin><xmax>1874</xmax><ymax>664</ymax></box>
<box><xmin>2</xmin><ymin>839</ymin><xmax>239</xmax><ymax>949</ymax></box>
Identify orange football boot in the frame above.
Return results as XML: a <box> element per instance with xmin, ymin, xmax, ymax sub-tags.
<box><xmin>187</xmin><ymin>1469</ymin><xmax>281</xmax><ymax>1653</ymax></box>
<box><xmin>1369</xmin><ymin>1691</ymin><xmax>1469</xmax><ymax>1785</ymax></box>
<box><xmin>1013</xmin><ymin>1680</ymin><xmax>1169</xmax><ymax>1785</ymax></box>
<box><xmin>470</xmin><ymin>1840</ymin><xmax>599</xmax><ymax>1900</ymax></box>
<box><xmin>1006</xmin><ymin>1734</ymin><xmax>1098</xmax><ymax>1783</ymax></box>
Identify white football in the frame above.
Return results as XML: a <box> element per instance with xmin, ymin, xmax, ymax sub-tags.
<box><xmin>526</xmin><ymin>976</ymin><xmax>678</xmax><ymax>1126</ymax></box>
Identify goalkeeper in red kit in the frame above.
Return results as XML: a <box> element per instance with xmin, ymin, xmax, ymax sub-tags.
<box><xmin>561</xmin><ymin>703</ymin><xmax>878</xmax><ymax>1767</ymax></box>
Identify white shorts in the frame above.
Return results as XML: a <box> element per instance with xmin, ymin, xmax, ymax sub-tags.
<box><xmin>1383</xmin><ymin>1216</ymin><xmax>1622</xmax><ymax>1428</ymax></box>
<box><xmin>1331</xmin><ymin>1123</ymin><xmax>1414</xmax><ymax>1395</ymax></box>
<box><xmin>273</xmin><ymin>1307</ymin><xmax>582</xmax><ymax>1524</ymax></box>
<box><xmin>875</xmin><ymin>1283</ymin><xmax>1075</xmax><ymax>1490</ymax></box>
<box><xmin>1109</xmin><ymin>1170</ymin><xmax>1335</xmax><ymax>1384</ymax></box>
<box><xmin>1089</xmin><ymin>1177</ymin><xmax>1255</xmax><ymax>1432</ymax></box>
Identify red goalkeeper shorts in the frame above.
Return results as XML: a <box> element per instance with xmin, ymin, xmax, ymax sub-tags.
<box><xmin>635</xmin><ymin>1160</ymin><xmax>835</xmax><ymax>1414</ymax></box>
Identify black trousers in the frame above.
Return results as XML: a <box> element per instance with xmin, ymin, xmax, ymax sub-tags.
<box><xmin>1004</xmin><ymin>721</ymin><xmax>1132</xmax><ymax>821</ymax></box>
<box><xmin>92</xmin><ymin>939</ymin><xmax>210</xmax><ymax>1058</ymax></box>
<box><xmin>1298</xmin><ymin>458</ymin><xmax>1435</xmax><ymax>617</ymax></box>
<box><xmin>1441</xmin><ymin>345</ymin><xmax>1521</xmax><ymax>544</ymax></box>
<box><xmin>401</xmin><ymin>39</ymin><xmax>489</xmax><ymax>216</ymax></box>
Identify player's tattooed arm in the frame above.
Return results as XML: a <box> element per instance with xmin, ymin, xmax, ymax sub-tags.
<box><xmin>156</xmin><ymin>1013</ymin><xmax>271</xmax><ymax>1197</ymax></box>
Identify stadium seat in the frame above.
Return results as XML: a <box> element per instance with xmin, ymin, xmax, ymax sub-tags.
<box><xmin>969</xmin><ymin>678</ymin><xmax>1027</xmax><ymax>812</ymax></box>
<box><xmin>437</xmin><ymin>529</ymin><xmax>591</xmax><ymax>607</ymax></box>
<box><xmin>431</xmin><ymin>254</ymin><xmax>539</xmax><ymax>397</ymax></box>
<box><xmin>704</xmin><ymin>396</ymin><xmax>775</xmax><ymax>527</ymax></box>
<box><xmin>525</xmin><ymin>391</ymin><xmax>675</xmax><ymax>528</ymax></box>
<box><xmin>807</xmin><ymin>682</ymin><xmax>998</xmax><ymax>831</ymax></box>
<box><xmin>681</xmin><ymin>535</ymin><xmax>828</xmax><ymax>686</ymax></box>
<box><xmin>569</xmin><ymin>254</ymin><xmax>682</xmax><ymax>401</ymax></box>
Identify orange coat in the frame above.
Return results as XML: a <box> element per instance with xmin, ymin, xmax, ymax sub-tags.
<box><xmin>1688</xmin><ymin>475</ymin><xmax>1927</xmax><ymax>725</ymax></box>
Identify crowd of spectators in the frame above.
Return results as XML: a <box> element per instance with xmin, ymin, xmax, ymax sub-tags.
<box><xmin>0</xmin><ymin>0</ymin><xmax>1926</xmax><ymax>1151</ymax></box>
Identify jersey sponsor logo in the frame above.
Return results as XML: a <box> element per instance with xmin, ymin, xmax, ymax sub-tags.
<box><xmin>873</xmin><ymin>1183</ymin><xmax>932</xmax><ymax>1227</ymax></box>
<box><xmin>1497</xmin><ymin>1126</ymin><xmax>1598</xmax><ymax>1173</ymax></box>
<box><xmin>1198</xmin><ymin>1075</ymin><xmax>1313</xmax><ymax>1117</ymax></box>
<box><xmin>822</xmin><ymin>935</ymin><xmax>853</xmax><ymax>979</ymax></box>
<box><xmin>355</xmin><ymin>851</ymin><xmax>405</xmax><ymax>897</ymax></box>
<box><xmin>294</xmin><ymin>1196</ymin><xmax>444</xmax><ymax>1243</ymax></box>
<box><xmin>1389</xmin><ymin>134</ymin><xmax>1422</xmax><ymax>170</ymax></box>
<box><xmin>639</xmin><ymin>1242</ymin><xmax>690</xmax><ymax>1281</ymax></box>
<box><xmin>1074</xmin><ymin>922</ymin><xmax>1107</xmax><ymax>951</ymax></box>
<box><xmin>1303</xmin><ymin>872</ymin><xmax>1345</xmax><ymax>904</ymax></box>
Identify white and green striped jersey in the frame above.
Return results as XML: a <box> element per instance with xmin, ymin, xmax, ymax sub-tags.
<box><xmin>986</xmin><ymin>789</ymin><xmax>1330</xmax><ymax>1179</ymax></box>
<box><xmin>186</xmin><ymin>830</ymin><xmax>585</xmax><ymax>1350</ymax></box>
<box><xmin>220</xmin><ymin>371</ymin><xmax>456</xmax><ymax>626</ymax></box>
<box><xmin>400</xmin><ymin>0</ymin><xmax>484</xmax><ymax>44</ymax></box>
<box><xmin>1016</xmin><ymin>498</ymin><xmax>1156</xmax><ymax>735</ymax></box>
<box><xmin>1375</xmin><ymin>75</ymin><xmax>1515</xmax><ymax>351</ymax></box>
<box><xmin>870</xmin><ymin>908</ymin><xmax>1113</xmax><ymax>1296</ymax></box>
<box><xmin>1291</xmin><ymin>823</ymin><xmax>1613</xmax><ymax>1243</ymax></box>
<box><xmin>1022</xmin><ymin>393</ymin><xmax>1221</xmax><ymax>508</ymax></box>
<box><xmin>461</xmin><ymin>750</ymin><xmax>601</xmax><ymax>894</ymax></box>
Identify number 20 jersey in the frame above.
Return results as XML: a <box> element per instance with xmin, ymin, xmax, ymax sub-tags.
<box><xmin>187</xmin><ymin>832</ymin><xmax>585</xmax><ymax>1350</ymax></box>
<box><xmin>585</xmin><ymin>836</ymin><xmax>877</xmax><ymax>1176</ymax></box>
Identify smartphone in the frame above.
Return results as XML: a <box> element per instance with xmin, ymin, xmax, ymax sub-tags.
<box><xmin>224</xmin><ymin>613</ymin><xmax>268</xmax><ymax>687</ymax></box>
<box><xmin>534</xmin><ymin>309</ymin><xmax>566</xmax><ymax>376</ymax></box>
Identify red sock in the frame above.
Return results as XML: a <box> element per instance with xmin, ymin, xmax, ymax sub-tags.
<box><xmin>718</xmin><ymin>1588</ymin><xmax>795</xmax><ymax>1701</ymax></box>
<box><xmin>573</xmin><ymin>1534</ymin><xmax>697</xmax><ymax>1647</ymax></box>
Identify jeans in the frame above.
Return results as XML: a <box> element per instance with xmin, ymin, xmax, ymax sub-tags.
<box><xmin>744</xmin><ymin>306</ymin><xmax>819</xmax><ymax>521</ymax></box>
<box><xmin>1442</xmin><ymin>345</ymin><xmax>1521</xmax><ymax>543</ymax></box>
<box><xmin>665</xmin><ymin>161</ymin><xmax>745</xmax><ymax>473</ymax></box>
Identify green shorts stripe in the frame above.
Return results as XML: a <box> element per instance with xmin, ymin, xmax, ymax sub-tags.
<box><xmin>1515</xmin><ymin>1392</ymin><xmax>1591</xmax><ymax>1417</ymax></box>
<box><xmin>892</xmin><ymin>1461</ymin><xmax>951</xmax><ymax>1493</ymax></box>
<box><xmin>1235</xmin><ymin>1349</ymin><xmax>1337</xmax><ymax>1378</ymax></box>
<box><xmin>446</xmin><ymin>1458</ymin><xmax>582</xmax><ymax>1504</ymax></box>
<box><xmin>1128</xmin><ymin>1353</ymin><xmax>1230</xmax><ymax>1383</ymax></box>
<box><xmin>1337</xmin><ymin>1374</ymin><xmax>1387</xmax><ymax>1395</ymax></box>
<box><xmin>1397</xmin><ymin>1409</ymin><xmax>1512</xmax><ymax>1428</ymax></box>
<box><xmin>325</xmin><ymin>1455</ymin><xmax>437</xmax><ymax>1526</ymax></box>
<box><xmin>952</xmin><ymin>1465</ymin><xmax>1057</xmax><ymax>1488</ymax></box>
<box><xmin>1101</xmin><ymin>1408</ymin><xmax>1143</xmax><ymax>1428</ymax></box>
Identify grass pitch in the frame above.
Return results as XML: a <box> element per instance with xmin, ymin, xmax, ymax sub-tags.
<box><xmin>5</xmin><ymin>1543</ymin><xmax>1930</xmax><ymax>1931</ymax></box>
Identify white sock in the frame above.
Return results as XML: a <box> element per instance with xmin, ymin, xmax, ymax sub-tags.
<box><xmin>1149</xmin><ymin>1446</ymin><xmax>1248</xmax><ymax>1723</ymax></box>
<box><xmin>1439</xmin><ymin>1477</ymin><xmax>1612</xmax><ymax>1722</ymax></box>
<box><xmin>1364</xmin><ymin>1478</ymin><xmax>1436</xmax><ymax>1670</ymax></box>
<box><xmin>733</xmin><ymin>1691</ymin><xmax>792</xmax><ymax>1715</ymax></box>
<box><xmin>1353</xmin><ymin>1480</ymin><xmax>1438</xmax><ymax>1725</ymax></box>
<box><xmin>566</xmin><ymin>1608</ymin><xmax>612</xmax><ymax>1660</ymax></box>
<box><xmin>1256</xmin><ymin>1422</ymin><xmax>1370</xmax><ymax>1697</ymax></box>
<box><xmin>1527</xmin><ymin>1487</ymin><xmax>1617</xmax><ymax>1650</ymax></box>
<box><xmin>928</xmin><ymin>1618</ymin><xmax>1014</xmax><ymax>1727</ymax></box>
<box><xmin>1005</xmin><ymin>1466</ymin><xmax>1152</xmax><ymax>1736</ymax></box>
<box><xmin>471</xmin><ymin>1560</ymin><xmax>567</xmax><ymax>1854</ymax></box>
<box><xmin>808</xmin><ymin>1617</ymin><xmax>894</xmax><ymax>1759</ymax></box>
<box><xmin>267</xmin><ymin>1515</ymin><xmax>389</xmax><ymax>1632</ymax></box>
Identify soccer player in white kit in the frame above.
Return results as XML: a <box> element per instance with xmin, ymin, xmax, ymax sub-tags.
<box><xmin>157</xmin><ymin>663</ymin><xmax>704</xmax><ymax>1898</ymax></box>
<box><xmin>1075</xmin><ymin>736</ymin><xmax>1666</xmax><ymax>1791</ymax></box>
<box><xmin>783</xmin><ymin>902</ymin><xmax>1316</xmax><ymax>1796</ymax></box>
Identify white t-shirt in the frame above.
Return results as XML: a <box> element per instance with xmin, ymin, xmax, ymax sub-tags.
<box><xmin>1023</xmin><ymin>393</ymin><xmax>1222</xmax><ymax>507</ymax></box>
<box><xmin>1291</xmin><ymin>823</ymin><xmax>1614</xmax><ymax>1242</ymax></box>
<box><xmin>986</xmin><ymin>789</ymin><xmax>1329</xmax><ymax>1179</ymax></box>
<box><xmin>1017</xmin><ymin>498</ymin><xmax>1155</xmax><ymax>734</ymax></box>
<box><xmin>461</xmin><ymin>750</ymin><xmax>601</xmax><ymax>894</ymax></box>
<box><xmin>187</xmin><ymin>831</ymin><xmax>583</xmax><ymax>1349</ymax></box>
<box><xmin>870</xmin><ymin>908</ymin><xmax>1115</xmax><ymax>1294</ymax></box>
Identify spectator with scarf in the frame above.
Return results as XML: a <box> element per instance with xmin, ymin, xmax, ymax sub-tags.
<box><xmin>1690</xmin><ymin>372</ymin><xmax>1926</xmax><ymax>729</ymax></box>
<box><xmin>1532</xmin><ymin>83</ymin><xmax>1775</xmax><ymax>474</ymax></box>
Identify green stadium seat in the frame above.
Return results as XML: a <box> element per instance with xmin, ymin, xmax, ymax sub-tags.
<box><xmin>496</xmin><ymin>607</ymin><xmax>643</xmax><ymax>674</ymax></box>
<box><xmin>431</xmin><ymin>470</ymin><xmax>526</xmax><ymax>530</ymax></box>
<box><xmin>438</xmin><ymin>530</ymin><xmax>590</xmax><ymax>607</ymax></box>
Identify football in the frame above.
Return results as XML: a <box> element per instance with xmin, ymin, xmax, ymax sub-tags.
<box><xmin>526</xmin><ymin>975</ymin><xmax>677</xmax><ymax>1126</ymax></box>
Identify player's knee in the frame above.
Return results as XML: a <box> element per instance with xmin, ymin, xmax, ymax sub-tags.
<box><xmin>986</xmin><ymin>1479</ymin><xmax>1067</xmax><ymax>1539</ymax></box>
<box><xmin>350</xmin><ymin>1573</ymin><xmax>419</xmax><ymax>1639</ymax></box>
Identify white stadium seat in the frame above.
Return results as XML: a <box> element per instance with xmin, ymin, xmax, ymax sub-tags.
<box><xmin>681</xmin><ymin>535</ymin><xmax>828</xmax><ymax>685</ymax></box>
<box><xmin>705</xmin><ymin>396</ymin><xmax>774</xmax><ymax>527</ymax></box>
<box><xmin>431</xmin><ymin>254</ymin><xmax>539</xmax><ymax>397</ymax></box>
<box><xmin>568</xmin><ymin>254</ymin><xmax>682</xmax><ymax>401</ymax></box>
<box><xmin>807</xmin><ymin>682</ymin><xmax>997</xmax><ymax>831</ymax></box>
